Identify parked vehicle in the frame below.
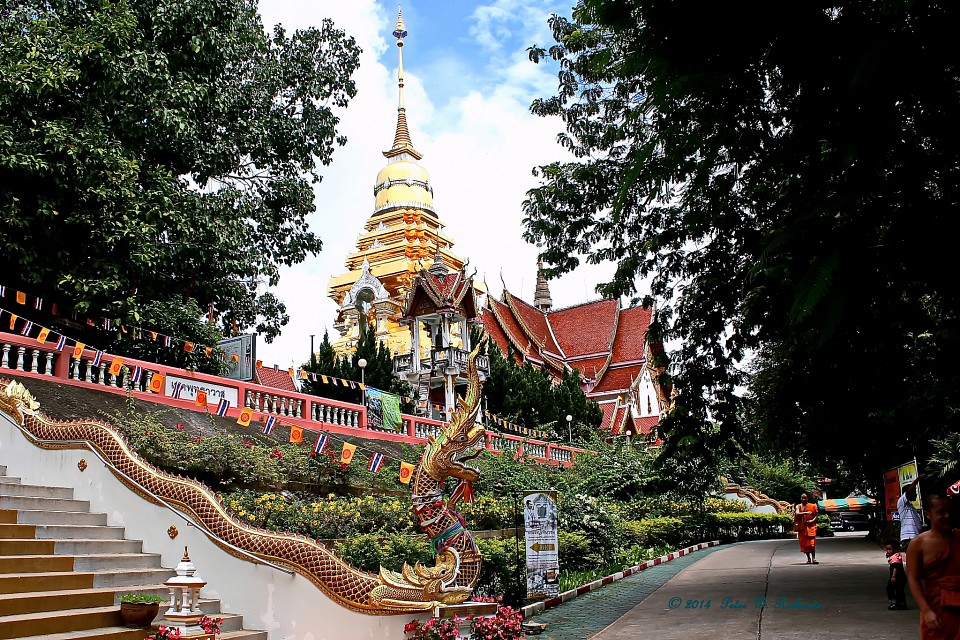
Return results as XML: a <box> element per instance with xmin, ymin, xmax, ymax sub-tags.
<box><xmin>828</xmin><ymin>512</ymin><xmax>871</xmax><ymax>531</ymax></box>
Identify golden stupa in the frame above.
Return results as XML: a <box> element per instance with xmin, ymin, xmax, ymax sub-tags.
<box><xmin>327</xmin><ymin>9</ymin><xmax>470</xmax><ymax>357</ymax></box>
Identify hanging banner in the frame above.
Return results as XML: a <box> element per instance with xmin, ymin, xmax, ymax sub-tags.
<box><xmin>366</xmin><ymin>387</ymin><xmax>402</xmax><ymax>431</ymax></box>
<box><xmin>523</xmin><ymin>490</ymin><xmax>560</xmax><ymax>600</ymax></box>
<box><xmin>885</xmin><ymin>459</ymin><xmax>923</xmax><ymax>522</ymax></box>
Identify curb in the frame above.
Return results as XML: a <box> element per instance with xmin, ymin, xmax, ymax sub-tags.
<box><xmin>521</xmin><ymin>540</ymin><xmax>721</xmax><ymax>618</ymax></box>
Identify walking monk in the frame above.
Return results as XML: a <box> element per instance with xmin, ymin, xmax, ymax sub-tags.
<box><xmin>907</xmin><ymin>493</ymin><xmax>960</xmax><ymax>639</ymax></box>
<box><xmin>795</xmin><ymin>493</ymin><xmax>819</xmax><ymax>564</ymax></box>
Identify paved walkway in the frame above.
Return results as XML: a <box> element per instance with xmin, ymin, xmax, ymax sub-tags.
<box><xmin>530</xmin><ymin>534</ymin><xmax>919</xmax><ymax>640</ymax></box>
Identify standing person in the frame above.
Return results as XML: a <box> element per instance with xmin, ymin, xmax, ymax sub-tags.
<box><xmin>906</xmin><ymin>494</ymin><xmax>960</xmax><ymax>639</ymax></box>
<box><xmin>900</xmin><ymin>474</ymin><xmax>924</xmax><ymax>550</ymax></box>
<box><xmin>885</xmin><ymin>542</ymin><xmax>907</xmax><ymax>610</ymax></box>
<box><xmin>795</xmin><ymin>493</ymin><xmax>819</xmax><ymax>564</ymax></box>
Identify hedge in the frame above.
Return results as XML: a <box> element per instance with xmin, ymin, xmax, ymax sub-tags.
<box><xmin>705</xmin><ymin>512</ymin><xmax>794</xmax><ymax>542</ymax></box>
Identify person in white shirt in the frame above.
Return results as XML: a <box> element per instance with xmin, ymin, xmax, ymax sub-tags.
<box><xmin>898</xmin><ymin>475</ymin><xmax>924</xmax><ymax>551</ymax></box>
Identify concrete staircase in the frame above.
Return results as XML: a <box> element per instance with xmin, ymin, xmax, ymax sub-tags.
<box><xmin>0</xmin><ymin>464</ymin><xmax>267</xmax><ymax>640</ymax></box>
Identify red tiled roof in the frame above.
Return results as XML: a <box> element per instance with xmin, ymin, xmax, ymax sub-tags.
<box><xmin>505</xmin><ymin>292</ymin><xmax>563</xmax><ymax>358</ymax></box>
<box><xmin>480</xmin><ymin>308</ymin><xmax>510</xmax><ymax>357</ymax></box>
<box><xmin>591</xmin><ymin>364</ymin><xmax>644</xmax><ymax>395</ymax></box>
<box><xmin>598</xmin><ymin>402</ymin><xmax>618</xmax><ymax>431</ymax></box>
<box><xmin>610</xmin><ymin>405</ymin><xmax>629</xmax><ymax>435</ymax></box>
<box><xmin>547</xmin><ymin>299</ymin><xmax>618</xmax><ymax>358</ymax></box>
<box><xmin>255</xmin><ymin>366</ymin><xmax>298</xmax><ymax>392</ymax></box>
<box><xmin>569</xmin><ymin>356</ymin><xmax>609</xmax><ymax>382</ymax></box>
<box><xmin>487</xmin><ymin>297</ymin><xmax>530</xmax><ymax>356</ymax></box>
<box><xmin>610</xmin><ymin>305</ymin><xmax>651</xmax><ymax>363</ymax></box>
<box><xmin>632</xmin><ymin>416</ymin><xmax>659</xmax><ymax>435</ymax></box>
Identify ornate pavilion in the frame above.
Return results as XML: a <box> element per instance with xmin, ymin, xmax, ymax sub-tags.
<box><xmin>480</xmin><ymin>264</ymin><xmax>669</xmax><ymax>441</ymax></box>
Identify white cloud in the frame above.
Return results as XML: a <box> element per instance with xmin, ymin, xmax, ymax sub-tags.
<box><xmin>257</xmin><ymin>1</ymin><xmax>621</xmax><ymax>369</ymax></box>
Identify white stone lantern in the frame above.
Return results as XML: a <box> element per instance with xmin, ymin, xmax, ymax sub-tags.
<box><xmin>163</xmin><ymin>547</ymin><xmax>210</xmax><ymax>638</ymax></box>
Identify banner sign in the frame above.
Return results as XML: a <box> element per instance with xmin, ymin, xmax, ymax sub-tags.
<box><xmin>165</xmin><ymin>375</ymin><xmax>239</xmax><ymax>407</ymax></box>
<box><xmin>523</xmin><ymin>491</ymin><xmax>560</xmax><ymax>599</ymax></box>
<box><xmin>366</xmin><ymin>387</ymin><xmax>402</xmax><ymax>431</ymax></box>
<box><xmin>885</xmin><ymin>459</ymin><xmax>923</xmax><ymax>522</ymax></box>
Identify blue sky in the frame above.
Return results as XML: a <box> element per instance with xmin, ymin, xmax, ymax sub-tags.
<box><xmin>255</xmin><ymin>0</ymin><xmax>619</xmax><ymax>367</ymax></box>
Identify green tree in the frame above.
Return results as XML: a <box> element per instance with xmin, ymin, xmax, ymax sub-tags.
<box><xmin>525</xmin><ymin>1</ymin><xmax>960</xmax><ymax>492</ymax></box>
<box><xmin>0</xmin><ymin>0</ymin><xmax>360</xmax><ymax>342</ymax></box>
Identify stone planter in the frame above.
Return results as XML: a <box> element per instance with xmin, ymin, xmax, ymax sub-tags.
<box><xmin>119</xmin><ymin>602</ymin><xmax>161</xmax><ymax>628</ymax></box>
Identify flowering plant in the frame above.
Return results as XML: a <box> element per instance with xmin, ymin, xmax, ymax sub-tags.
<box><xmin>403</xmin><ymin>605</ymin><xmax>524</xmax><ymax>640</ymax></box>
<box><xmin>403</xmin><ymin>617</ymin><xmax>463</xmax><ymax>640</ymax></box>
<box><xmin>145</xmin><ymin>626</ymin><xmax>181</xmax><ymax>640</ymax></box>
<box><xmin>199</xmin><ymin>615</ymin><xmax>223</xmax><ymax>637</ymax></box>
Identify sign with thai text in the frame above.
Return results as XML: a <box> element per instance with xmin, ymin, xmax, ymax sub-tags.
<box><xmin>165</xmin><ymin>375</ymin><xmax>239</xmax><ymax>408</ymax></box>
<box><xmin>523</xmin><ymin>490</ymin><xmax>560</xmax><ymax>599</ymax></box>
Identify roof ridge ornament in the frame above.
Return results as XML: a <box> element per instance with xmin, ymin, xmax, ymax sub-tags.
<box><xmin>385</xmin><ymin>4</ymin><xmax>422</xmax><ymax>160</ymax></box>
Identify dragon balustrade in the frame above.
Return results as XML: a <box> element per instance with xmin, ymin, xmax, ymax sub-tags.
<box><xmin>0</xmin><ymin>346</ymin><xmax>489</xmax><ymax>615</ymax></box>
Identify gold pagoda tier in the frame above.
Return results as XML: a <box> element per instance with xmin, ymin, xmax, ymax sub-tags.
<box><xmin>327</xmin><ymin>9</ymin><xmax>469</xmax><ymax>357</ymax></box>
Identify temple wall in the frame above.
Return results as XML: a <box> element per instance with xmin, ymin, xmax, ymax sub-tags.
<box><xmin>1</xmin><ymin>412</ymin><xmax>420</xmax><ymax>640</ymax></box>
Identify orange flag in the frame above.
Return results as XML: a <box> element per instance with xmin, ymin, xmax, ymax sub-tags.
<box><xmin>149</xmin><ymin>372</ymin><xmax>165</xmax><ymax>394</ymax></box>
<box><xmin>73</xmin><ymin>342</ymin><xmax>85</xmax><ymax>358</ymax></box>
<box><xmin>108</xmin><ymin>357</ymin><xmax>123</xmax><ymax>376</ymax></box>
<box><xmin>232</xmin><ymin>354</ymin><xmax>239</xmax><ymax>363</ymax></box>
<box><xmin>150</xmin><ymin>331</ymin><xmax>158</xmax><ymax>340</ymax></box>
<box><xmin>289</xmin><ymin>426</ymin><xmax>304</xmax><ymax>444</ymax></box>
<box><xmin>288</xmin><ymin>367</ymin><xmax>295</xmax><ymax>378</ymax></box>
<box><xmin>399</xmin><ymin>462</ymin><xmax>415</xmax><ymax>484</ymax></box>
<box><xmin>205</xmin><ymin>347</ymin><xmax>213</xmax><ymax>357</ymax></box>
<box><xmin>36</xmin><ymin>327</ymin><xmax>50</xmax><ymax>344</ymax></box>
<box><xmin>8</xmin><ymin>314</ymin><xmax>16</xmax><ymax>330</ymax></box>
<box><xmin>256</xmin><ymin>360</ymin><xmax>263</xmax><ymax>368</ymax></box>
<box><xmin>237</xmin><ymin>407</ymin><xmax>253</xmax><ymax>427</ymax></box>
<box><xmin>183</xmin><ymin>342</ymin><xmax>195</xmax><ymax>353</ymax></box>
<box><xmin>15</xmin><ymin>291</ymin><xmax>26</xmax><ymax>304</ymax></box>
<box><xmin>340</xmin><ymin>442</ymin><xmax>356</xmax><ymax>465</ymax></box>
<box><xmin>195</xmin><ymin>390</ymin><xmax>208</xmax><ymax>407</ymax></box>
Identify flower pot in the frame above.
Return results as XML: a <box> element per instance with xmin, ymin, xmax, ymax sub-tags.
<box><xmin>120</xmin><ymin>602</ymin><xmax>161</xmax><ymax>628</ymax></box>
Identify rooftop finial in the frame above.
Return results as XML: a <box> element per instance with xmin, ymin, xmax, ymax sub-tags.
<box><xmin>534</xmin><ymin>260</ymin><xmax>553</xmax><ymax>311</ymax></box>
<box><xmin>384</xmin><ymin>4</ymin><xmax>421</xmax><ymax>159</ymax></box>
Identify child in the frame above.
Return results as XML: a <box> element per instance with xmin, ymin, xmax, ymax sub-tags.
<box><xmin>885</xmin><ymin>542</ymin><xmax>907</xmax><ymax>610</ymax></box>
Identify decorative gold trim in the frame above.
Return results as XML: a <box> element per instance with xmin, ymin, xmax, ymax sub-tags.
<box><xmin>0</xmin><ymin>376</ymin><xmax>486</xmax><ymax>615</ymax></box>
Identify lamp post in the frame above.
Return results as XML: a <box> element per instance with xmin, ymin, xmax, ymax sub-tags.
<box><xmin>565</xmin><ymin>414</ymin><xmax>573</xmax><ymax>443</ymax></box>
<box><xmin>357</xmin><ymin>358</ymin><xmax>367</xmax><ymax>404</ymax></box>
<box><xmin>625</xmin><ymin>428</ymin><xmax>633</xmax><ymax>450</ymax></box>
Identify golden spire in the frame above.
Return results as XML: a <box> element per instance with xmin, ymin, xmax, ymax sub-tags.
<box><xmin>385</xmin><ymin>4</ymin><xmax>422</xmax><ymax>160</ymax></box>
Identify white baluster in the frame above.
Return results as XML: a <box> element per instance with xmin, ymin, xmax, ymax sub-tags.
<box><xmin>280</xmin><ymin>397</ymin><xmax>288</xmax><ymax>416</ymax></box>
<box><xmin>70</xmin><ymin>357</ymin><xmax>79</xmax><ymax>379</ymax></box>
<box><xmin>30</xmin><ymin>349</ymin><xmax>40</xmax><ymax>373</ymax></box>
<box><xmin>44</xmin><ymin>352</ymin><xmax>53</xmax><ymax>375</ymax></box>
<box><xmin>99</xmin><ymin>362</ymin><xmax>108</xmax><ymax>385</ymax></box>
<box><xmin>16</xmin><ymin>347</ymin><xmax>25</xmax><ymax>371</ymax></box>
<box><xmin>295</xmin><ymin>399</ymin><xmax>302</xmax><ymax>418</ymax></box>
<box><xmin>0</xmin><ymin>343</ymin><xmax>9</xmax><ymax>368</ymax></box>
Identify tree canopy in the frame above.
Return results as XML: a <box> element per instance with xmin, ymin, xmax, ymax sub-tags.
<box><xmin>0</xmin><ymin>0</ymin><xmax>360</xmax><ymax>342</ymax></box>
<box><xmin>525</xmin><ymin>0</ymin><xmax>960</xmax><ymax>491</ymax></box>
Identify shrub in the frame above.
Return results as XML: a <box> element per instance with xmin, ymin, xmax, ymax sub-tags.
<box><xmin>623</xmin><ymin>517</ymin><xmax>684</xmax><ymax>548</ymax></box>
<box><xmin>816</xmin><ymin>514</ymin><xmax>834</xmax><ymax>538</ymax></box>
<box><xmin>460</xmin><ymin>495</ymin><xmax>514</xmax><ymax>531</ymax></box>
<box><xmin>475</xmin><ymin>537</ymin><xmax>524</xmax><ymax>606</ymax></box>
<box><xmin>558</xmin><ymin>531</ymin><xmax>591</xmax><ymax>571</ymax></box>
<box><xmin>333</xmin><ymin>534</ymin><xmax>432</xmax><ymax>573</ymax></box>
<box><xmin>706</xmin><ymin>512</ymin><xmax>793</xmax><ymax>543</ymax></box>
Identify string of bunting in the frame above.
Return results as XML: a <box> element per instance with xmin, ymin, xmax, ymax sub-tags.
<box><xmin>483</xmin><ymin>409</ymin><xmax>549</xmax><ymax>440</ymax></box>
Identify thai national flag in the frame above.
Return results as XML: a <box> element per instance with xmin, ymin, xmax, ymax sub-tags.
<box><xmin>90</xmin><ymin>351</ymin><xmax>103</xmax><ymax>367</ymax></box>
<box><xmin>368</xmin><ymin>452</ymin><xmax>384</xmax><ymax>473</ymax></box>
<box><xmin>164</xmin><ymin>336</ymin><xmax>173</xmax><ymax>347</ymax></box>
<box><xmin>262</xmin><ymin>415</ymin><xmax>277</xmax><ymax>435</ymax></box>
<box><xmin>19</xmin><ymin>321</ymin><xmax>33</xmax><ymax>336</ymax></box>
<box><xmin>314</xmin><ymin>433</ymin><xmax>328</xmax><ymax>454</ymax></box>
<box><xmin>34</xmin><ymin>297</ymin><xmax>43</xmax><ymax>310</ymax></box>
<box><xmin>216</xmin><ymin>398</ymin><xmax>230</xmax><ymax>417</ymax></box>
<box><xmin>130</xmin><ymin>366</ymin><xmax>142</xmax><ymax>384</ymax></box>
<box><xmin>55</xmin><ymin>334</ymin><xmax>66</xmax><ymax>351</ymax></box>
<box><xmin>0</xmin><ymin>285</ymin><xmax>5</xmax><ymax>296</ymax></box>
<box><xmin>171</xmin><ymin>381</ymin><xmax>184</xmax><ymax>399</ymax></box>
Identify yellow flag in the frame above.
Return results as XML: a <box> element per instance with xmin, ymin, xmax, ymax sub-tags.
<box><xmin>237</xmin><ymin>407</ymin><xmax>253</xmax><ymax>427</ymax></box>
<box><xmin>289</xmin><ymin>426</ymin><xmax>304</xmax><ymax>444</ymax></box>
<box><xmin>108</xmin><ymin>357</ymin><xmax>123</xmax><ymax>376</ymax></box>
<box><xmin>16</xmin><ymin>291</ymin><xmax>26</xmax><ymax>304</ymax></box>
<box><xmin>36</xmin><ymin>327</ymin><xmax>50</xmax><ymax>344</ymax></box>
<box><xmin>399</xmin><ymin>462</ymin><xmax>415</xmax><ymax>484</ymax></box>
<box><xmin>205</xmin><ymin>347</ymin><xmax>213</xmax><ymax>357</ymax></box>
<box><xmin>340</xmin><ymin>442</ymin><xmax>356</xmax><ymax>465</ymax></box>
<box><xmin>148</xmin><ymin>372</ymin><xmax>165</xmax><ymax>394</ymax></box>
<box><xmin>73</xmin><ymin>342</ymin><xmax>85</xmax><ymax>358</ymax></box>
<box><xmin>8</xmin><ymin>314</ymin><xmax>16</xmax><ymax>331</ymax></box>
<box><xmin>195</xmin><ymin>390</ymin><xmax>208</xmax><ymax>407</ymax></box>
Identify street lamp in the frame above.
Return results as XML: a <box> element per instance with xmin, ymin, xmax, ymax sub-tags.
<box><xmin>565</xmin><ymin>414</ymin><xmax>572</xmax><ymax>443</ymax></box>
<box><xmin>357</xmin><ymin>358</ymin><xmax>367</xmax><ymax>403</ymax></box>
<box><xmin>625</xmin><ymin>428</ymin><xmax>633</xmax><ymax>450</ymax></box>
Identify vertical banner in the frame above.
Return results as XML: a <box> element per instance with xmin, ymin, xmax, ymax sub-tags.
<box><xmin>366</xmin><ymin>387</ymin><xmax>402</xmax><ymax>431</ymax></box>
<box><xmin>897</xmin><ymin>459</ymin><xmax>923</xmax><ymax>523</ymax></box>
<box><xmin>523</xmin><ymin>491</ymin><xmax>560</xmax><ymax>600</ymax></box>
<box><xmin>883</xmin><ymin>468</ymin><xmax>901</xmax><ymax>522</ymax></box>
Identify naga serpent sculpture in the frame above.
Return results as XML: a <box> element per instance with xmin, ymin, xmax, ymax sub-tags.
<box><xmin>0</xmin><ymin>345</ymin><xmax>487</xmax><ymax>614</ymax></box>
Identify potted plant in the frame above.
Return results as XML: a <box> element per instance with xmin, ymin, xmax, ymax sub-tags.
<box><xmin>119</xmin><ymin>593</ymin><xmax>165</xmax><ymax>628</ymax></box>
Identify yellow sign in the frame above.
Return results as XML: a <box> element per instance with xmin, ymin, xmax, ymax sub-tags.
<box><xmin>530</xmin><ymin>543</ymin><xmax>555</xmax><ymax>552</ymax></box>
<box><xmin>897</xmin><ymin>460</ymin><xmax>922</xmax><ymax>510</ymax></box>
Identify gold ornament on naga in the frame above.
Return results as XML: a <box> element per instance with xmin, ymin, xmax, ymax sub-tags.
<box><xmin>0</xmin><ymin>348</ymin><xmax>489</xmax><ymax>614</ymax></box>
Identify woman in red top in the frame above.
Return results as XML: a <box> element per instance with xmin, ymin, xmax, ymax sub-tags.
<box><xmin>795</xmin><ymin>493</ymin><xmax>819</xmax><ymax>564</ymax></box>
<box><xmin>907</xmin><ymin>494</ymin><xmax>960</xmax><ymax>639</ymax></box>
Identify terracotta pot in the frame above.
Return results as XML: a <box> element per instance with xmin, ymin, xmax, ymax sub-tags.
<box><xmin>120</xmin><ymin>602</ymin><xmax>161</xmax><ymax>628</ymax></box>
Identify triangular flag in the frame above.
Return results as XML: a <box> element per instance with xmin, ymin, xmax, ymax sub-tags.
<box><xmin>340</xmin><ymin>442</ymin><xmax>356</xmax><ymax>465</ymax></box>
<box><xmin>513</xmin><ymin>444</ymin><xmax>524</xmax><ymax>461</ymax></box>
<box><xmin>36</xmin><ymin>327</ymin><xmax>50</xmax><ymax>344</ymax></box>
<box><xmin>399</xmin><ymin>462</ymin><xmax>415</xmax><ymax>484</ymax></box>
<box><xmin>195</xmin><ymin>390</ymin><xmax>208</xmax><ymax>407</ymax></box>
<box><xmin>289</xmin><ymin>426</ymin><xmax>304</xmax><ymax>444</ymax></box>
<box><xmin>237</xmin><ymin>407</ymin><xmax>253</xmax><ymax>427</ymax></box>
<box><xmin>108</xmin><ymin>357</ymin><xmax>123</xmax><ymax>376</ymax></box>
<box><xmin>148</xmin><ymin>372</ymin><xmax>165</xmax><ymax>394</ymax></box>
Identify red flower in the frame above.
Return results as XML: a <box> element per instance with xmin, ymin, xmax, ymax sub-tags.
<box><xmin>176</xmin><ymin>423</ymin><xmax>186</xmax><ymax>431</ymax></box>
<box><xmin>403</xmin><ymin>621</ymin><xmax>418</xmax><ymax>633</ymax></box>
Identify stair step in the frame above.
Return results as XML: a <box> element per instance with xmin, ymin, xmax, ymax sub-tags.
<box><xmin>0</xmin><ymin>539</ymin><xmax>55</xmax><ymax>556</ymax></box>
<box><xmin>0</xmin><ymin>524</ymin><xmax>35</xmax><ymax>539</ymax></box>
<box><xmin>0</xmin><ymin>466</ymin><xmax>6</xmax><ymax>475</ymax></box>
<box><xmin>0</xmin><ymin>587</ymin><xmax>116</xmax><ymax>617</ymax></box>
<box><xmin>0</xmin><ymin>554</ymin><xmax>74</xmax><ymax>574</ymax></box>
<box><xmin>157</xmin><ymin>611</ymin><xmax>244</xmax><ymax>633</ymax></box>
<box><xmin>0</xmin><ymin>484</ymin><xmax>73</xmax><ymax>500</ymax></box>
<box><xmin>75</xmin><ymin>553</ymin><xmax>163</xmax><ymax>572</ymax></box>
<box><xmin>93</xmin><ymin>568</ymin><xmax>174</xmax><ymax>588</ymax></box>
<box><xmin>12</xmin><ymin>510</ymin><xmax>108</xmax><ymax>527</ymax></box>
<box><xmin>0</xmin><ymin>478</ymin><xmax>20</xmax><ymax>486</ymax></box>
<box><xmin>54</xmin><ymin>539</ymin><xmax>142</xmax><ymax>555</ymax></box>
<box><xmin>0</xmin><ymin>496</ymin><xmax>90</xmax><ymax>512</ymax></box>
<box><xmin>0</xmin><ymin>605</ymin><xmax>122</xmax><ymax>639</ymax></box>
<box><xmin>16</xmin><ymin>628</ymin><xmax>157</xmax><ymax>640</ymax></box>
<box><xmin>0</xmin><ymin>572</ymin><xmax>95</xmax><ymax>595</ymax></box>
<box><xmin>35</xmin><ymin>524</ymin><xmax>126</xmax><ymax>540</ymax></box>
<box><xmin>0</xmin><ymin>513</ymin><xmax>14</xmax><ymax>526</ymax></box>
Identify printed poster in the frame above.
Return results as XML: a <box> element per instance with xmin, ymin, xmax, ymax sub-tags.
<box><xmin>524</xmin><ymin>491</ymin><xmax>560</xmax><ymax>599</ymax></box>
<box><xmin>365</xmin><ymin>387</ymin><xmax>402</xmax><ymax>431</ymax></box>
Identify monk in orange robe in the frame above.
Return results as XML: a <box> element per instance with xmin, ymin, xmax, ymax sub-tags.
<box><xmin>907</xmin><ymin>494</ymin><xmax>960</xmax><ymax>639</ymax></box>
<box><xmin>794</xmin><ymin>493</ymin><xmax>819</xmax><ymax>564</ymax></box>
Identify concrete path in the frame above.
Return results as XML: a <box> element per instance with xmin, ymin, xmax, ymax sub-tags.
<box><xmin>530</xmin><ymin>534</ymin><xmax>919</xmax><ymax>640</ymax></box>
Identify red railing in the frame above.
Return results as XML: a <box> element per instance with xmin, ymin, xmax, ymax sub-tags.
<box><xmin>0</xmin><ymin>331</ymin><xmax>585</xmax><ymax>465</ymax></box>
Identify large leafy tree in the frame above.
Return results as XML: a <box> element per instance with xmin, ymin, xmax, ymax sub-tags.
<box><xmin>525</xmin><ymin>1</ymin><xmax>960</xmax><ymax>492</ymax></box>
<box><xmin>0</xmin><ymin>0</ymin><xmax>359</xmax><ymax>341</ymax></box>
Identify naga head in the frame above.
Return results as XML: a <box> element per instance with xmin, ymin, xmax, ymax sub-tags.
<box><xmin>0</xmin><ymin>380</ymin><xmax>41</xmax><ymax>425</ymax></box>
<box><xmin>423</xmin><ymin>342</ymin><xmax>486</xmax><ymax>483</ymax></box>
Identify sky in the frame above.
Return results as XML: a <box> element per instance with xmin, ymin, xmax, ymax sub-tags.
<box><xmin>256</xmin><ymin>0</ymin><xmax>620</xmax><ymax>369</ymax></box>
